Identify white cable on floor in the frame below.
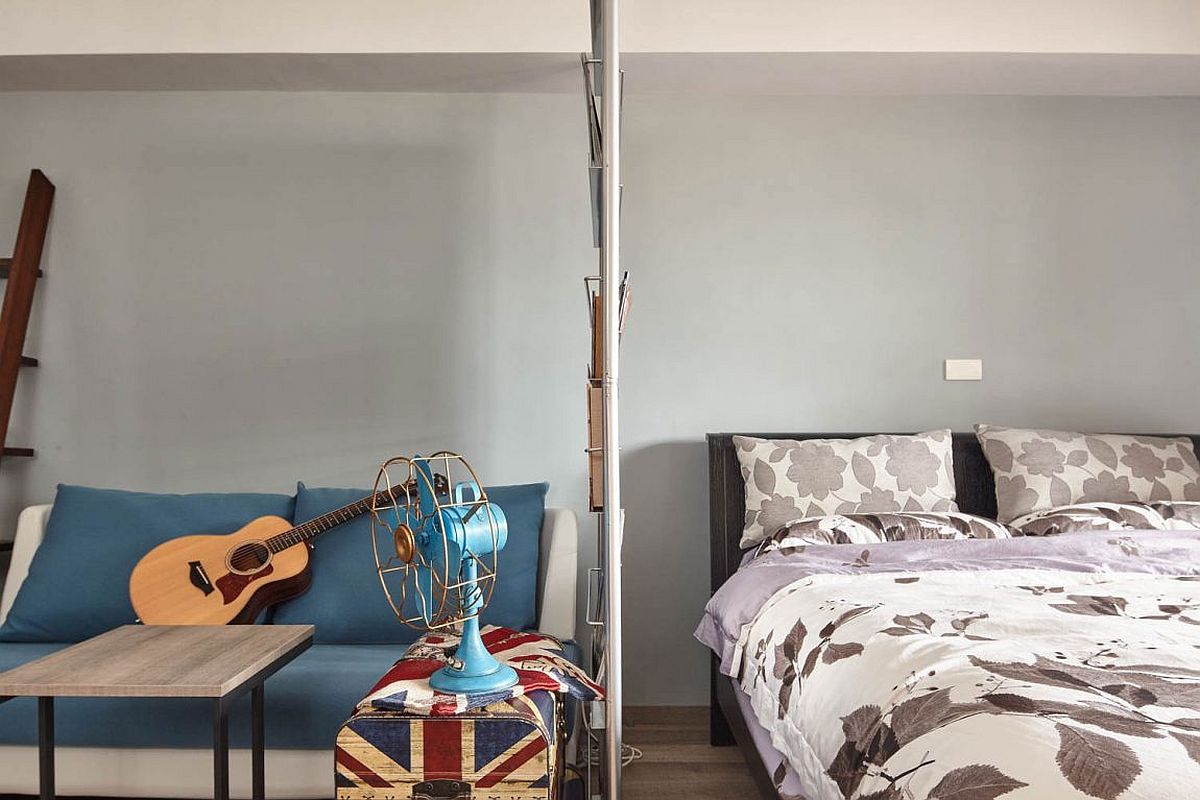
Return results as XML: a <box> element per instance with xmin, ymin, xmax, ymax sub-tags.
<box><xmin>587</xmin><ymin>741</ymin><xmax>642</xmax><ymax>767</ymax></box>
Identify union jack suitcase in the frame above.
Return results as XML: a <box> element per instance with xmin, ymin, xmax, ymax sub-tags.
<box><xmin>335</xmin><ymin>689</ymin><xmax>565</xmax><ymax>800</ymax></box>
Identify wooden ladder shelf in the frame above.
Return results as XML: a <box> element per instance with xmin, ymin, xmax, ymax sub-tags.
<box><xmin>0</xmin><ymin>169</ymin><xmax>54</xmax><ymax>467</ymax></box>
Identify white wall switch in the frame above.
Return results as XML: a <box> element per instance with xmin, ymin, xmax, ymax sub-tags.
<box><xmin>944</xmin><ymin>359</ymin><xmax>982</xmax><ymax>381</ymax></box>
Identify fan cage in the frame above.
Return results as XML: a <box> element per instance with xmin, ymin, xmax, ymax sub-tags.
<box><xmin>369</xmin><ymin>451</ymin><xmax>502</xmax><ymax>632</ymax></box>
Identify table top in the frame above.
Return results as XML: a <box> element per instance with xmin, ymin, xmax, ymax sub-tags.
<box><xmin>0</xmin><ymin>625</ymin><xmax>313</xmax><ymax>698</ymax></box>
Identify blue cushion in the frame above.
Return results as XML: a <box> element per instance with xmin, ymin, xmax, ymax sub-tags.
<box><xmin>0</xmin><ymin>639</ymin><xmax>581</xmax><ymax>749</ymax></box>
<box><xmin>0</xmin><ymin>485</ymin><xmax>296</xmax><ymax>643</ymax></box>
<box><xmin>271</xmin><ymin>483</ymin><xmax>547</xmax><ymax>644</ymax></box>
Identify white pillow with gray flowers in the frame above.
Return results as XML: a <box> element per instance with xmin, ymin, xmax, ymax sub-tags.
<box><xmin>734</xmin><ymin>431</ymin><xmax>957</xmax><ymax>548</ymax></box>
<box><xmin>1013</xmin><ymin>501</ymin><xmax>1200</xmax><ymax>536</ymax></box>
<box><xmin>976</xmin><ymin>425</ymin><xmax>1200</xmax><ymax>523</ymax></box>
<box><xmin>757</xmin><ymin>511</ymin><xmax>1012</xmax><ymax>555</ymax></box>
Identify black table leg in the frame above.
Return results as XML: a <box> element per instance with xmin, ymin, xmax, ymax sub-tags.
<box><xmin>251</xmin><ymin>685</ymin><xmax>265</xmax><ymax>800</ymax></box>
<box><xmin>38</xmin><ymin>697</ymin><xmax>53</xmax><ymax>800</ymax></box>
<box><xmin>213</xmin><ymin>698</ymin><xmax>229</xmax><ymax>800</ymax></box>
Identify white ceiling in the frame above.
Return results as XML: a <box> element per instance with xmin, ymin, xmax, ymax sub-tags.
<box><xmin>2</xmin><ymin>1</ymin><xmax>1200</xmax><ymax>58</ymax></box>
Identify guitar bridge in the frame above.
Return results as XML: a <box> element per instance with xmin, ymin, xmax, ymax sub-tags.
<box><xmin>188</xmin><ymin>560</ymin><xmax>214</xmax><ymax>596</ymax></box>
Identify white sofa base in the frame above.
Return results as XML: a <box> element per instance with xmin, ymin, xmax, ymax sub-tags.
<box><xmin>0</xmin><ymin>504</ymin><xmax>578</xmax><ymax>798</ymax></box>
<box><xmin>0</xmin><ymin>747</ymin><xmax>331</xmax><ymax>799</ymax></box>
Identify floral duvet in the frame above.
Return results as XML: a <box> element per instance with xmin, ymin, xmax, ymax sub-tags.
<box><xmin>696</xmin><ymin>532</ymin><xmax>1200</xmax><ymax>800</ymax></box>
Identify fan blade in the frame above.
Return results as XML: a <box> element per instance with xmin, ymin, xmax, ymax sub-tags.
<box><xmin>412</xmin><ymin>457</ymin><xmax>440</xmax><ymax>517</ymax></box>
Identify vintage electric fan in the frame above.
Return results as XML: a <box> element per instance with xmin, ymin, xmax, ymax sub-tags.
<box><xmin>369</xmin><ymin>452</ymin><xmax>518</xmax><ymax>694</ymax></box>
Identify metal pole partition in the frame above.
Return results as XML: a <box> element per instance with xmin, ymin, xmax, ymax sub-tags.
<box><xmin>581</xmin><ymin>1</ymin><xmax>624</xmax><ymax>797</ymax></box>
<box><xmin>599</xmin><ymin>1</ymin><xmax>623</xmax><ymax>798</ymax></box>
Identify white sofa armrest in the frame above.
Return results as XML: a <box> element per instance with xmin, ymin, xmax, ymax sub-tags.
<box><xmin>0</xmin><ymin>504</ymin><xmax>53</xmax><ymax>626</ymax></box>
<box><xmin>536</xmin><ymin>507</ymin><xmax>577</xmax><ymax>642</ymax></box>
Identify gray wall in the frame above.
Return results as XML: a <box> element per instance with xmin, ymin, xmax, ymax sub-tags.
<box><xmin>1</xmin><ymin>92</ymin><xmax>1199</xmax><ymax>704</ymax></box>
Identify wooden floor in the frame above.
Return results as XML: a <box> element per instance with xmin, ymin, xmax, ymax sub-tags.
<box><xmin>623</xmin><ymin>706</ymin><xmax>759</xmax><ymax>800</ymax></box>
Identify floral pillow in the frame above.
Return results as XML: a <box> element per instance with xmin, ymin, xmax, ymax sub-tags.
<box><xmin>975</xmin><ymin>425</ymin><xmax>1200</xmax><ymax>523</ymax></box>
<box><xmin>757</xmin><ymin>511</ymin><xmax>1011</xmax><ymax>554</ymax></box>
<box><xmin>1013</xmin><ymin>501</ymin><xmax>1200</xmax><ymax>536</ymax></box>
<box><xmin>734</xmin><ymin>431</ymin><xmax>957</xmax><ymax>547</ymax></box>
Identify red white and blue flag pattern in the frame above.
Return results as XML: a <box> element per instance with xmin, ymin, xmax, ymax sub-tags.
<box><xmin>336</xmin><ymin>692</ymin><xmax>558</xmax><ymax>800</ymax></box>
<box><xmin>335</xmin><ymin>627</ymin><xmax>599</xmax><ymax>799</ymax></box>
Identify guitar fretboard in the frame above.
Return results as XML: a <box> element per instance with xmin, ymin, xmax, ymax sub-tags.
<box><xmin>265</xmin><ymin>485</ymin><xmax>409</xmax><ymax>554</ymax></box>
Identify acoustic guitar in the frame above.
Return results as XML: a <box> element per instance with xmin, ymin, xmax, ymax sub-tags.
<box><xmin>129</xmin><ymin>480</ymin><xmax>433</xmax><ymax>626</ymax></box>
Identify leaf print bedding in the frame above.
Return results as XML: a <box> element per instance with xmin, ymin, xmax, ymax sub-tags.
<box><xmin>696</xmin><ymin>532</ymin><xmax>1200</xmax><ymax>800</ymax></box>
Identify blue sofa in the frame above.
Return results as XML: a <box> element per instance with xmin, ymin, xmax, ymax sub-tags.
<box><xmin>0</xmin><ymin>484</ymin><xmax>578</xmax><ymax>798</ymax></box>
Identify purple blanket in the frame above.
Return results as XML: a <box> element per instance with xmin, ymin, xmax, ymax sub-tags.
<box><xmin>697</xmin><ymin>531</ymin><xmax>1200</xmax><ymax>677</ymax></box>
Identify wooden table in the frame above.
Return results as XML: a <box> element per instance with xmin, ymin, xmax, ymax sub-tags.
<box><xmin>0</xmin><ymin>624</ymin><xmax>313</xmax><ymax>800</ymax></box>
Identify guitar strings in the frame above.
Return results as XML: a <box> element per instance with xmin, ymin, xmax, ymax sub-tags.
<box><xmin>227</xmin><ymin>484</ymin><xmax>415</xmax><ymax>570</ymax></box>
<box><xmin>227</xmin><ymin>474</ymin><xmax>452</xmax><ymax>571</ymax></box>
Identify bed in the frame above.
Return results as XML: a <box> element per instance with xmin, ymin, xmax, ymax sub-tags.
<box><xmin>700</xmin><ymin>431</ymin><xmax>1200</xmax><ymax>800</ymax></box>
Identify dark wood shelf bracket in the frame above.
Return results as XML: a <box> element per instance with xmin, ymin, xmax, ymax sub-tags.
<box><xmin>0</xmin><ymin>170</ymin><xmax>54</xmax><ymax>465</ymax></box>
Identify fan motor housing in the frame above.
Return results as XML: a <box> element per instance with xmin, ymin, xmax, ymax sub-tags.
<box><xmin>439</xmin><ymin>498</ymin><xmax>508</xmax><ymax>557</ymax></box>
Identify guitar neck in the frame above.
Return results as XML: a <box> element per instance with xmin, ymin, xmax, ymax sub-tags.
<box><xmin>267</xmin><ymin>485</ymin><xmax>405</xmax><ymax>553</ymax></box>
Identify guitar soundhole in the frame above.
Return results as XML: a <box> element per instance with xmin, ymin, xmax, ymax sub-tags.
<box><xmin>227</xmin><ymin>541</ymin><xmax>272</xmax><ymax>575</ymax></box>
